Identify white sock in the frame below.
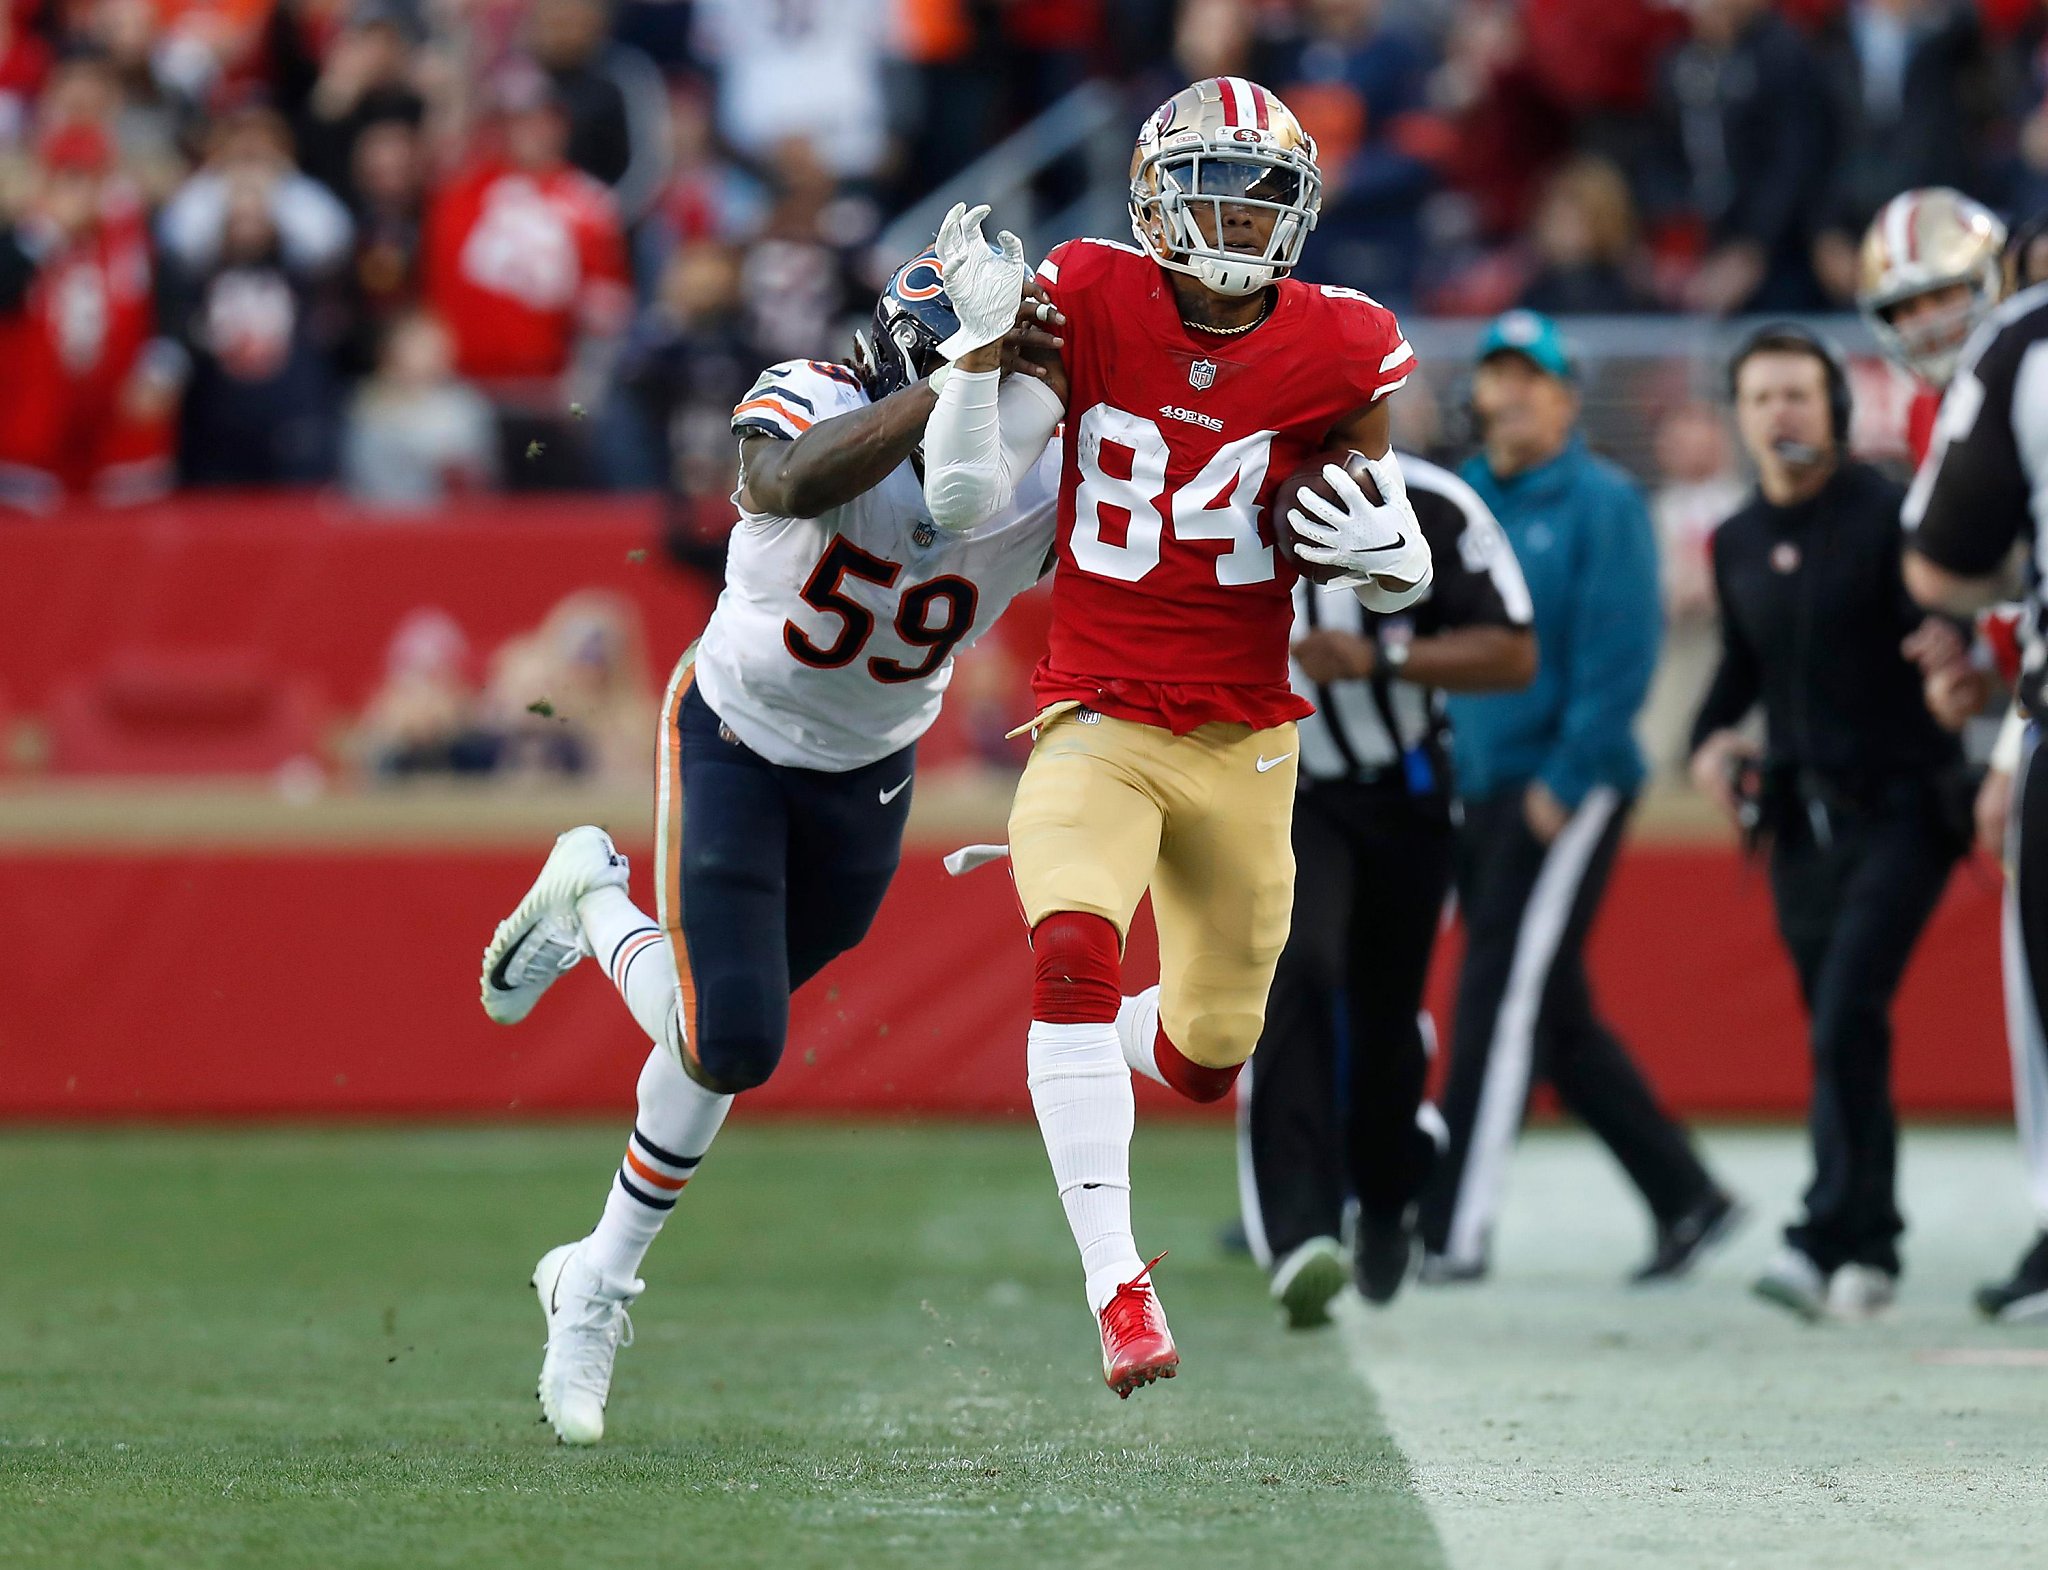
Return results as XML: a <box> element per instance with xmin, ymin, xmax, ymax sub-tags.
<box><xmin>1115</xmin><ymin>986</ymin><xmax>1167</xmax><ymax>1088</ymax></box>
<box><xmin>1027</xmin><ymin>1020</ymin><xmax>1143</xmax><ymax>1313</ymax></box>
<box><xmin>577</xmin><ymin>885</ymin><xmax>685</xmax><ymax>1058</ymax></box>
<box><xmin>582</xmin><ymin>1045</ymin><xmax>733</xmax><ymax>1287</ymax></box>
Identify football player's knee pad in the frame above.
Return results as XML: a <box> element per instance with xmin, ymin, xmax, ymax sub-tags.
<box><xmin>1030</xmin><ymin>911</ymin><xmax>1123</xmax><ymax>1024</ymax></box>
<box><xmin>1169</xmin><ymin>1006</ymin><xmax>1263</xmax><ymax>1075</ymax></box>
<box><xmin>684</xmin><ymin>1023</ymin><xmax>782</xmax><ymax>1094</ymax></box>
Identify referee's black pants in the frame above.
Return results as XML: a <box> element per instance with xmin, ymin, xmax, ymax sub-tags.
<box><xmin>1767</xmin><ymin>779</ymin><xmax>1959</xmax><ymax>1275</ymax></box>
<box><xmin>1240</xmin><ymin>777</ymin><xmax>1454</xmax><ymax>1266</ymax></box>
<box><xmin>1419</xmin><ymin>787</ymin><xmax>1713</xmax><ymax>1268</ymax></box>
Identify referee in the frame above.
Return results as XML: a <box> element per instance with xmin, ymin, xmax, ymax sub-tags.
<box><xmin>1240</xmin><ymin>451</ymin><xmax>1537</xmax><ymax>1328</ymax></box>
<box><xmin>1903</xmin><ymin>281</ymin><xmax>2048</xmax><ymax>1322</ymax></box>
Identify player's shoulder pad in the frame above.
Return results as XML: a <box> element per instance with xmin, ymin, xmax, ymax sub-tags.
<box><xmin>1305</xmin><ymin>282</ymin><xmax>1413</xmax><ymax>401</ymax></box>
<box><xmin>1037</xmin><ymin>235</ymin><xmax>1145</xmax><ymax>291</ymax></box>
<box><xmin>732</xmin><ymin>358</ymin><xmax>869</xmax><ymax>441</ymax></box>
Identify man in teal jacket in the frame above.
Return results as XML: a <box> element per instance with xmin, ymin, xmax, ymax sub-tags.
<box><xmin>1419</xmin><ymin>311</ymin><xmax>1736</xmax><ymax>1286</ymax></box>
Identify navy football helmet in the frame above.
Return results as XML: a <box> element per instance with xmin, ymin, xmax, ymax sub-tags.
<box><xmin>851</xmin><ymin>248</ymin><xmax>963</xmax><ymax>401</ymax></box>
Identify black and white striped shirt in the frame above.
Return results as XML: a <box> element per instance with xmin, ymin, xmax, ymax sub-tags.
<box><xmin>1290</xmin><ymin>452</ymin><xmax>1533</xmax><ymax>785</ymax></box>
<box><xmin>1907</xmin><ymin>281</ymin><xmax>2048</xmax><ymax>716</ymax></box>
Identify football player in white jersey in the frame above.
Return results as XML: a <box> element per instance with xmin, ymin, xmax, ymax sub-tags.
<box><xmin>475</xmin><ymin>253</ymin><xmax>1066</xmax><ymax>1444</ymax></box>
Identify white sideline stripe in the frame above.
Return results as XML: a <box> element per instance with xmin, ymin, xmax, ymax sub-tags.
<box><xmin>1235</xmin><ymin>1057</ymin><xmax>1274</xmax><ymax>1270</ymax></box>
<box><xmin>2005</xmin><ymin>730</ymin><xmax>2048</xmax><ymax>1225</ymax></box>
<box><xmin>1381</xmin><ymin>340</ymin><xmax>1413</xmax><ymax>373</ymax></box>
<box><xmin>1446</xmin><ymin>787</ymin><xmax>1620</xmax><ymax>1267</ymax></box>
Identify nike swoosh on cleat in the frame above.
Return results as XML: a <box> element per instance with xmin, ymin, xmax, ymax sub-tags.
<box><xmin>1256</xmin><ymin>754</ymin><xmax>1293</xmax><ymax>772</ymax></box>
<box><xmin>879</xmin><ymin>778</ymin><xmax>912</xmax><ymax>804</ymax></box>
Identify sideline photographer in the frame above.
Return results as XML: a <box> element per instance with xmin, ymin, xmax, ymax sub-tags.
<box><xmin>1690</xmin><ymin>325</ymin><xmax>1970</xmax><ymax>1322</ymax></box>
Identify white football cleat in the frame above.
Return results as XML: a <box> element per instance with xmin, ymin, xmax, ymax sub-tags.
<box><xmin>481</xmin><ymin>826</ymin><xmax>629</xmax><ymax>1025</ymax></box>
<box><xmin>532</xmin><ymin>1241</ymin><xmax>639</xmax><ymax>1445</ymax></box>
<box><xmin>1826</xmin><ymin>1264</ymin><xmax>1897</xmax><ymax>1322</ymax></box>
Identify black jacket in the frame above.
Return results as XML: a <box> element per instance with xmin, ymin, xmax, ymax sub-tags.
<box><xmin>1691</xmin><ymin>461</ymin><xmax>1960</xmax><ymax>791</ymax></box>
<box><xmin>1645</xmin><ymin>11</ymin><xmax>1837</xmax><ymax>310</ymax></box>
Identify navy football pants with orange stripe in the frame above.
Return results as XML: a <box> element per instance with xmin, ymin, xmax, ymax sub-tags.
<box><xmin>670</xmin><ymin>681</ymin><xmax>914</xmax><ymax>1091</ymax></box>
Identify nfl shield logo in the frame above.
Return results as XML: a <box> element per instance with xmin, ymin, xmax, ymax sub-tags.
<box><xmin>1189</xmin><ymin>358</ymin><xmax>1216</xmax><ymax>391</ymax></box>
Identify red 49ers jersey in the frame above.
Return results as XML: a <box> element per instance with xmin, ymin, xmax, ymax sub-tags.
<box><xmin>424</xmin><ymin>160</ymin><xmax>631</xmax><ymax>383</ymax></box>
<box><xmin>1030</xmin><ymin>237</ymin><xmax>1415</xmax><ymax>732</ymax></box>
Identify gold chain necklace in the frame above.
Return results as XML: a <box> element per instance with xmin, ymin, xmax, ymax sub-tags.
<box><xmin>1181</xmin><ymin>295</ymin><xmax>1274</xmax><ymax>337</ymax></box>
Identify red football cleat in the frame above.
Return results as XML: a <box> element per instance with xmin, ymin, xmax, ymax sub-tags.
<box><xmin>1098</xmin><ymin>1252</ymin><xmax>1179</xmax><ymax>1398</ymax></box>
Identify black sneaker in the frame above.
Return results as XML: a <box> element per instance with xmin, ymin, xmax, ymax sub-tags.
<box><xmin>1630</xmin><ymin>1189</ymin><xmax>1744</xmax><ymax>1286</ymax></box>
<box><xmin>1975</xmin><ymin>1232</ymin><xmax>2048</xmax><ymax>1322</ymax></box>
<box><xmin>1355</xmin><ymin>1206</ymin><xmax>1418</xmax><ymax>1306</ymax></box>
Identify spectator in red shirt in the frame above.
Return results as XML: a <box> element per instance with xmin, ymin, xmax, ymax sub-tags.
<box><xmin>0</xmin><ymin>121</ymin><xmax>178</xmax><ymax>512</ymax></box>
<box><xmin>423</xmin><ymin>60</ymin><xmax>630</xmax><ymax>485</ymax></box>
<box><xmin>426</xmin><ymin>61</ymin><xmax>629</xmax><ymax>388</ymax></box>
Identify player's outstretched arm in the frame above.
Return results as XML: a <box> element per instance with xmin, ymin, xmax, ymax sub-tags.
<box><xmin>924</xmin><ymin>363</ymin><xmax>1064</xmax><ymax>532</ymax></box>
<box><xmin>739</xmin><ymin>384</ymin><xmax>938</xmax><ymax>520</ymax></box>
<box><xmin>921</xmin><ymin>201</ymin><xmax>1066</xmax><ymax>531</ymax></box>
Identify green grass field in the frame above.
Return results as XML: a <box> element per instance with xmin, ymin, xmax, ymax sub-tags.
<box><xmin>3</xmin><ymin>1122</ymin><xmax>2044</xmax><ymax>1569</ymax></box>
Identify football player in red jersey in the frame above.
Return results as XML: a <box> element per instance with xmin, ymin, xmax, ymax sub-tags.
<box><xmin>921</xmin><ymin>77</ymin><xmax>1433</xmax><ymax>1396</ymax></box>
<box><xmin>1858</xmin><ymin>188</ymin><xmax>2006</xmax><ymax>470</ymax></box>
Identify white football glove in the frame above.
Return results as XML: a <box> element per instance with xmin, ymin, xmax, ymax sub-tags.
<box><xmin>933</xmin><ymin>201</ymin><xmax>1027</xmax><ymax>361</ymax></box>
<box><xmin>1288</xmin><ymin>452</ymin><xmax>1433</xmax><ymax>595</ymax></box>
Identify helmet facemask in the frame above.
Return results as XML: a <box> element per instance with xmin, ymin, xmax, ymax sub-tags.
<box><xmin>1133</xmin><ymin>144</ymin><xmax>1321</xmax><ymax>297</ymax></box>
<box><xmin>1866</xmin><ymin>266</ymin><xmax>1999</xmax><ymax>389</ymax></box>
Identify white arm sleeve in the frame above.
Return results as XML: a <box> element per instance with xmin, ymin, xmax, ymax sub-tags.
<box><xmin>923</xmin><ymin>367</ymin><xmax>1065</xmax><ymax>532</ymax></box>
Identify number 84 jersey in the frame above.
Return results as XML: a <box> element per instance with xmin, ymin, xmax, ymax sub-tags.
<box><xmin>1032</xmin><ymin>238</ymin><xmax>1415</xmax><ymax>732</ymax></box>
<box><xmin>693</xmin><ymin>358</ymin><xmax>1059</xmax><ymax>772</ymax></box>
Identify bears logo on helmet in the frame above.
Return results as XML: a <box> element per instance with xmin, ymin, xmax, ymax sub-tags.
<box><xmin>852</xmin><ymin>246</ymin><xmax>965</xmax><ymax>403</ymax></box>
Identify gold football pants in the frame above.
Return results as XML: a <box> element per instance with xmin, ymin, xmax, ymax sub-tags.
<box><xmin>1009</xmin><ymin>706</ymin><xmax>1299</xmax><ymax>1068</ymax></box>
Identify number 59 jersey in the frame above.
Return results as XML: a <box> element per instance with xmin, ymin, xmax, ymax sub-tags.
<box><xmin>1031</xmin><ymin>238</ymin><xmax>1414</xmax><ymax>731</ymax></box>
<box><xmin>693</xmin><ymin>359</ymin><xmax>1059</xmax><ymax>772</ymax></box>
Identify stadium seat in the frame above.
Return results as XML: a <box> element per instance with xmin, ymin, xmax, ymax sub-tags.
<box><xmin>45</xmin><ymin>650</ymin><xmax>329</xmax><ymax>776</ymax></box>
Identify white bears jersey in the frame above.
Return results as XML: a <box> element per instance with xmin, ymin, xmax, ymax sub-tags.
<box><xmin>693</xmin><ymin>358</ymin><xmax>1059</xmax><ymax>771</ymax></box>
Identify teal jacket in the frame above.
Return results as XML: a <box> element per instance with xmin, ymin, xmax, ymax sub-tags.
<box><xmin>1444</xmin><ymin>435</ymin><xmax>1658</xmax><ymax>809</ymax></box>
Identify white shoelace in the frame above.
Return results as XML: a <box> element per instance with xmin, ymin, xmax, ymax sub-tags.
<box><xmin>547</xmin><ymin>1292</ymin><xmax>634</xmax><ymax>1404</ymax></box>
<box><xmin>508</xmin><ymin>915</ymin><xmax>586</xmax><ymax>987</ymax></box>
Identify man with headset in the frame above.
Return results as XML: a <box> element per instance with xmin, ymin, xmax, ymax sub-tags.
<box><xmin>1691</xmin><ymin>324</ymin><xmax>1971</xmax><ymax>1321</ymax></box>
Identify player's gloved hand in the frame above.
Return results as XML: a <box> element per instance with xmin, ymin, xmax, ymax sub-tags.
<box><xmin>1288</xmin><ymin>453</ymin><xmax>1432</xmax><ymax>591</ymax></box>
<box><xmin>934</xmin><ymin>201</ymin><xmax>1027</xmax><ymax>362</ymax></box>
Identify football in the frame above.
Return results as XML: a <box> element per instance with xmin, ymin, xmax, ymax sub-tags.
<box><xmin>1268</xmin><ymin>450</ymin><xmax>1384</xmax><ymax>585</ymax></box>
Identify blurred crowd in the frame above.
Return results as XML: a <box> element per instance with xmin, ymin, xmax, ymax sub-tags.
<box><xmin>3</xmin><ymin>0</ymin><xmax>2048</xmax><ymax>522</ymax></box>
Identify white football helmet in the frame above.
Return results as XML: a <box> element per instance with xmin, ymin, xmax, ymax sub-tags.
<box><xmin>1857</xmin><ymin>188</ymin><xmax>2007</xmax><ymax>389</ymax></box>
<box><xmin>1129</xmin><ymin>76</ymin><xmax>1322</xmax><ymax>297</ymax></box>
